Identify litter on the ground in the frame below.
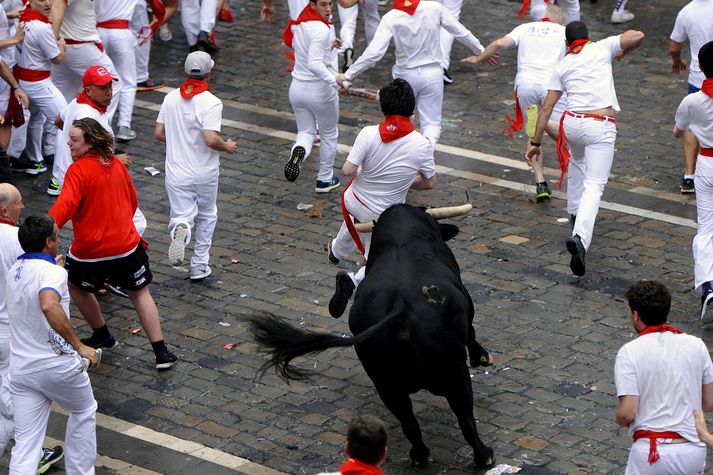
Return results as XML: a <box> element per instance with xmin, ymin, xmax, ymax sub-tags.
<box><xmin>128</xmin><ymin>327</ymin><xmax>142</xmax><ymax>334</ymax></box>
<box><xmin>557</xmin><ymin>217</ymin><xmax>570</xmax><ymax>223</ymax></box>
<box><xmin>297</xmin><ymin>202</ymin><xmax>314</xmax><ymax>210</ymax></box>
<box><xmin>219</xmin><ymin>322</ymin><xmax>230</xmax><ymax>327</ymax></box>
<box><xmin>485</xmin><ymin>464</ymin><xmax>521</xmax><ymax>474</ymax></box>
<box><xmin>144</xmin><ymin>166</ymin><xmax>160</xmax><ymax>176</ymax></box>
<box><xmin>230</xmin><ymin>258</ymin><xmax>240</xmax><ymax>264</ymax></box>
<box><xmin>223</xmin><ymin>343</ymin><xmax>237</xmax><ymax>350</ymax></box>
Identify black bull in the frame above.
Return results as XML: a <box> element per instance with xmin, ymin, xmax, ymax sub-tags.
<box><xmin>247</xmin><ymin>204</ymin><xmax>495</xmax><ymax>468</ymax></box>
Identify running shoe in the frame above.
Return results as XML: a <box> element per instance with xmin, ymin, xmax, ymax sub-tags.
<box><xmin>168</xmin><ymin>223</ymin><xmax>189</xmax><ymax>266</ymax></box>
<box><xmin>37</xmin><ymin>446</ymin><xmax>64</xmax><ymax>474</ymax></box>
<box><xmin>315</xmin><ymin>176</ymin><xmax>340</xmax><ymax>193</ymax></box>
<box><xmin>285</xmin><ymin>146</ymin><xmax>305</xmax><ymax>182</ymax></box>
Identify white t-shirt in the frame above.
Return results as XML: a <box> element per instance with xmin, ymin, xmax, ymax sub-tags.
<box><xmin>0</xmin><ymin>223</ymin><xmax>22</xmax><ymax>338</ymax></box>
<box><xmin>62</xmin><ymin>0</ymin><xmax>101</xmax><ymax>43</ymax></box>
<box><xmin>506</xmin><ymin>21</ymin><xmax>566</xmax><ymax>89</ymax></box>
<box><xmin>95</xmin><ymin>0</ymin><xmax>138</xmax><ymax>23</ymax></box>
<box><xmin>347</xmin><ymin>125</ymin><xmax>436</xmax><ymax>213</ymax></box>
<box><xmin>548</xmin><ymin>36</ymin><xmax>623</xmax><ymax>112</ymax></box>
<box><xmin>676</xmin><ymin>92</ymin><xmax>713</xmax><ymax>177</ymax></box>
<box><xmin>7</xmin><ymin>254</ymin><xmax>76</xmax><ymax>375</ymax></box>
<box><xmin>16</xmin><ymin>19</ymin><xmax>60</xmax><ymax>71</ymax></box>
<box><xmin>345</xmin><ymin>1</ymin><xmax>483</xmax><ymax>79</ymax></box>
<box><xmin>157</xmin><ymin>88</ymin><xmax>223</xmax><ymax>185</ymax></box>
<box><xmin>0</xmin><ymin>7</ymin><xmax>13</xmax><ymax>66</ymax></box>
<box><xmin>291</xmin><ymin>20</ymin><xmax>338</xmax><ymax>85</ymax></box>
<box><xmin>670</xmin><ymin>0</ymin><xmax>713</xmax><ymax>89</ymax></box>
<box><xmin>615</xmin><ymin>331</ymin><xmax>713</xmax><ymax>445</ymax></box>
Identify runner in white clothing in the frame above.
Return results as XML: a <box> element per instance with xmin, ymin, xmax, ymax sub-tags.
<box><xmin>463</xmin><ymin>4</ymin><xmax>567</xmax><ymax>203</ymax></box>
<box><xmin>7</xmin><ymin>214</ymin><xmax>99</xmax><ymax>474</ymax></box>
<box><xmin>526</xmin><ymin>21</ymin><xmax>644</xmax><ymax>277</ymax></box>
<box><xmin>181</xmin><ymin>0</ymin><xmax>220</xmax><ymax>54</ymax></box>
<box><xmin>155</xmin><ymin>51</ymin><xmax>237</xmax><ymax>281</ymax></box>
<box><xmin>336</xmin><ymin>0</ymin><xmax>484</xmax><ymax>144</ymax></box>
<box><xmin>327</xmin><ymin>79</ymin><xmax>436</xmax><ymax>318</ymax></box>
<box><xmin>335</xmin><ymin>0</ymin><xmax>379</xmax><ymax>73</ymax></box>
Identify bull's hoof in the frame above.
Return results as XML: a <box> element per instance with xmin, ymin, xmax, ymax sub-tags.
<box><xmin>409</xmin><ymin>447</ymin><xmax>431</xmax><ymax>466</ymax></box>
<box><xmin>470</xmin><ymin>350</ymin><xmax>494</xmax><ymax>368</ymax></box>
<box><xmin>474</xmin><ymin>447</ymin><xmax>495</xmax><ymax>468</ymax></box>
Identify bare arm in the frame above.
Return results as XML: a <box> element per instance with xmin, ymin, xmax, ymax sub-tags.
<box><xmin>39</xmin><ymin>290</ymin><xmax>98</xmax><ymax>366</ymax></box>
<box><xmin>51</xmin><ymin>0</ymin><xmax>68</xmax><ymax>39</ymax></box>
<box><xmin>670</xmin><ymin>40</ymin><xmax>686</xmax><ymax>74</ymax></box>
<box><xmin>702</xmin><ymin>382</ymin><xmax>713</xmax><ymax>412</ymax></box>
<box><xmin>0</xmin><ymin>23</ymin><xmax>24</xmax><ymax>50</ymax></box>
<box><xmin>260</xmin><ymin>0</ymin><xmax>275</xmax><ymax>23</ymax></box>
<box><xmin>204</xmin><ymin>130</ymin><xmax>238</xmax><ymax>153</ymax></box>
<box><xmin>462</xmin><ymin>37</ymin><xmax>514</xmax><ymax>66</ymax></box>
<box><xmin>154</xmin><ymin>122</ymin><xmax>166</xmax><ymax>142</ymax></box>
<box><xmin>410</xmin><ymin>173</ymin><xmax>436</xmax><ymax>190</ymax></box>
<box><xmin>615</xmin><ymin>395</ymin><xmax>639</xmax><ymax>427</ymax></box>
<box><xmin>673</xmin><ymin>124</ymin><xmax>685</xmax><ymax>139</ymax></box>
<box><xmin>50</xmin><ymin>38</ymin><xmax>66</xmax><ymax>65</ymax></box>
<box><xmin>342</xmin><ymin>160</ymin><xmax>358</xmax><ymax>177</ymax></box>
<box><xmin>616</xmin><ymin>30</ymin><xmax>645</xmax><ymax>60</ymax></box>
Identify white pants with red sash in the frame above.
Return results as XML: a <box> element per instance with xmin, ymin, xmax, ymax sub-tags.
<box><xmin>693</xmin><ymin>149</ymin><xmax>713</xmax><ymax>290</ymax></box>
<box><xmin>563</xmin><ymin>113</ymin><xmax>617</xmax><ymax>251</ymax></box>
<box><xmin>394</xmin><ymin>64</ymin><xmax>442</xmax><ymax>144</ymax></box>
<box><xmin>625</xmin><ymin>439</ymin><xmax>705</xmax><ymax>475</ymax></box>
<box><xmin>181</xmin><ymin>0</ymin><xmax>218</xmax><ymax>46</ymax></box>
<box><xmin>98</xmin><ymin>27</ymin><xmax>136</xmax><ymax>129</ymax></box>
<box><xmin>20</xmin><ymin>77</ymin><xmax>68</xmax><ymax>163</ymax></box>
<box><xmin>336</xmin><ymin>0</ymin><xmax>379</xmax><ymax>52</ymax></box>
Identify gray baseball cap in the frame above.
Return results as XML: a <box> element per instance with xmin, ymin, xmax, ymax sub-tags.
<box><xmin>184</xmin><ymin>51</ymin><xmax>215</xmax><ymax>75</ymax></box>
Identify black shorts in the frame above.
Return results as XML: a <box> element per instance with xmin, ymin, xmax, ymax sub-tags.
<box><xmin>66</xmin><ymin>246</ymin><xmax>153</xmax><ymax>294</ymax></box>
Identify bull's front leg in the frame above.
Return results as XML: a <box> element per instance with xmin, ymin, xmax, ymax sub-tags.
<box><xmin>466</xmin><ymin>325</ymin><xmax>493</xmax><ymax>368</ymax></box>
<box><xmin>375</xmin><ymin>386</ymin><xmax>431</xmax><ymax>465</ymax></box>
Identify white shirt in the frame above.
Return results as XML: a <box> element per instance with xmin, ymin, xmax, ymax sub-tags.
<box><xmin>670</xmin><ymin>0</ymin><xmax>713</xmax><ymax>89</ymax></box>
<box><xmin>348</xmin><ymin>125</ymin><xmax>435</xmax><ymax>213</ymax></box>
<box><xmin>157</xmin><ymin>88</ymin><xmax>224</xmax><ymax>185</ymax></box>
<box><xmin>506</xmin><ymin>21</ymin><xmax>566</xmax><ymax>89</ymax></box>
<box><xmin>676</xmin><ymin>92</ymin><xmax>713</xmax><ymax>178</ymax></box>
<box><xmin>62</xmin><ymin>0</ymin><xmax>100</xmax><ymax>43</ymax></box>
<box><xmin>16</xmin><ymin>19</ymin><xmax>59</xmax><ymax>71</ymax></box>
<box><xmin>0</xmin><ymin>7</ymin><xmax>13</xmax><ymax>66</ymax></box>
<box><xmin>0</xmin><ymin>223</ymin><xmax>22</xmax><ymax>338</ymax></box>
<box><xmin>345</xmin><ymin>1</ymin><xmax>484</xmax><ymax>80</ymax></box>
<box><xmin>95</xmin><ymin>0</ymin><xmax>138</xmax><ymax>23</ymax></box>
<box><xmin>548</xmin><ymin>36</ymin><xmax>623</xmax><ymax>112</ymax></box>
<box><xmin>7</xmin><ymin>254</ymin><xmax>76</xmax><ymax>375</ymax></box>
<box><xmin>291</xmin><ymin>20</ymin><xmax>338</xmax><ymax>85</ymax></box>
<box><xmin>615</xmin><ymin>331</ymin><xmax>713</xmax><ymax>445</ymax></box>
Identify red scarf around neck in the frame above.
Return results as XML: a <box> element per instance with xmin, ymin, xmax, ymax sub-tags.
<box><xmin>393</xmin><ymin>0</ymin><xmax>419</xmax><ymax>15</ymax></box>
<box><xmin>282</xmin><ymin>4</ymin><xmax>332</xmax><ymax>49</ymax></box>
<box><xmin>338</xmin><ymin>458</ymin><xmax>384</xmax><ymax>475</ymax></box>
<box><xmin>20</xmin><ymin>5</ymin><xmax>51</xmax><ymax>23</ymax></box>
<box><xmin>76</xmin><ymin>91</ymin><xmax>107</xmax><ymax>114</ymax></box>
<box><xmin>637</xmin><ymin>324</ymin><xmax>684</xmax><ymax>337</ymax></box>
<box><xmin>180</xmin><ymin>79</ymin><xmax>210</xmax><ymax>99</ymax></box>
<box><xmin>566</xmin><ymin>38</ymin><xmax>590</xmax><ymax>55</ymax></box>
<box><xmin>379</xmin><ymin>115</ymin><xmax>415</xmax><ymax>143</ymax></box>
<box><xmin>701</xmin><ymin>78</ymin><xmax>713</xmax><ymax>99</ymax></box>
<box><xmin>0</xmin><ymin>217</ymin><xmax>17</xmax><ymax>226</ymax></box>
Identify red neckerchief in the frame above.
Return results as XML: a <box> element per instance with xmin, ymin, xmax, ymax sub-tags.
<box><xmin>0</xmin><ymin>217</ymin><xmax>17</xmax><ymax>226</ymax></box>
<box><xmin>701</xmin><ymin>78</ymin><xmax>713</xmax><ymax>99</ymax></box>
<box><xmin>180</xmin><ymin>79</ymin><xmax>210</xmax><ymax>99</ymax></box>
<box><xmin>338</xmin><ymin>458</ymin><xmax>384</xmax><ymax>475</ymax></box>
<box><xmin>540</xmin><ymin>17</ymin><xmax>552</xmax><ymax>22</ymax></box>
<box><xmin>282</xmin><ymin>4</ymin><xmax>332</xmax><ymax>49</ymax></box>
<box><xmin>566</xmin><ymin>38</ymin><xmax>590</xmax><ymax>55</ymax></box>
<box><xmin>393</xmin><ymin>0</ymin><xmax>419</xmax><ymax>15</ymax></box>
<box><xmin>379</xmin><ymin>115</ymin><xmax>415</xmax><ymax>143</ymax></box>
<box><xmin>637</xmin><ymin>324</ymin><xmax>684</xmax><ymax>337</ymax></box>
<box><xmin>76</xmin><ymin>91</ymin><xmax>107</xmax><ymax>114</ymax></box>
<box><xmin>19</xmin><ymin>5</ymin><xmax>51</xmax><ymax>23</ymax></box>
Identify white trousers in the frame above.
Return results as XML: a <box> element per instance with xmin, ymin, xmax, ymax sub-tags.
<box><xmin>98</xmin><ymin>27</ymin><xmax>136</xmax><ymax>128</ymax></box>
<box><xmin>131</xmin><ymin>0</ymin><xmax>151</xmax><ymax>84</ymax></box>
<box><xmin>564</xmin><ymin>114</ymin><xmax>617</xmax><ymax>251</ymax></box>
<box><xmin>336</xmin><ymin>0</ymin><xmax>379</xmax><ymax>52</ymax></box>
<box><xmin>0</xmin><ymin>333</ymin><xmax>13</xmax><ymax>456</ymax></box>
<box><xmin>625</xmin><ymin>440</ymin><xmax>705</xmax><ymax>475</ymax></box>
<box><xmin>693</xmin><ymin>154</ymin><xmax>713</xmax><ymax>290</ymax></box>
<box><xmin>530</xmin><ymin>0</ymin><xmax>580</xmax><ymax>23</ymax></box>
<box><xmin>289</xmin><ymin>79</ymin><xmax>338</xmax><ymax>182</ymax></box>
<box><xmin>166</xmin><ymin>179</ymin><xmax>218</xmax><ymax>267</ymax></box>
<box><xmin>439</xmin><ymin>0</ymin><xmax>462</xmax><ymax>70</ymax></box>
<box><xmin>7</xmin><ymin>109</ymin><xmax>29</xmax><ymax>160</ymax></box>
<box><xmin>394</xmin><ymin>64</ymin><xmax>443</xmax><ymax>143</ymax></box>
<box><xmin>10</xmin><ymin>361</ymin><xmax>97</xmax><ymax>475</ymax></box>
<box><xmin>21</xmin><ymin>78</ymin><xmax>67</xmax><ymax>163</ymax></box>
<box><xmin>181</xmin><ymin>0</ymin><xmax>218</xmax><ymax>46</ymax></box>
<box><xmin>50</xmin><ymin>43</ymin><xmax>121</xmax><ymax>123</ymax></box>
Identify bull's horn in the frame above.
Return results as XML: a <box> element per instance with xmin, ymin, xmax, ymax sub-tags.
<box><xmin>354</xmin><ymin>221</ymin><xmax>376</xmax><ymax>233</ymax></box>
<box><xmin>425</xmin><ymin>203</ymin><xmax>472</xmax><ymax>219</ymax></box>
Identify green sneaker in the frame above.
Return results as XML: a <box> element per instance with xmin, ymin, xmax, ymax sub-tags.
<box><xmin>37</xmin><ymin>445</ymin><xmax>63</xmax><ymax>474</ymax></box>
<box><xmin>46</xmin><ymin>177</ymin><xmax>61</xmax><ymax>196</ymax></box>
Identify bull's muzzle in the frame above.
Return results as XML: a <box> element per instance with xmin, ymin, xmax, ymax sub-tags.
<box><xmin>354</xmin><ymin>203</ymin><xmax>473</xmax><ymax>233</ymax></box>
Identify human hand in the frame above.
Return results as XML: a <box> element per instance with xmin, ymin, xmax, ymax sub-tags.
<box><xmin>116</xmin><ymin>153</ymin><xmax>132</xmax><ymax>167</ymax></box>
<box><xmin>14</xmin><ymin>88</ymin><xmax>29</xmax><ymax>108</ymax></box>
<box><xmin>13</xmin><ymin>22</ymin><xmax>25</xmax><ymax>43</ymax></box>
<box><xmin>672</xmin><ymin>58</ymin><xmax>687</xmax><ymax>74</ymax></box>
<box><xmin>335</xmin><ymin>73</ymin><xmax>347</xmax><ymax>86</ymax></box>
<box><xmin>525</xmin><ymin>145</ymin><xmax>541</xmax><ymax>166</ymax></box>
<box><xmin>332</xmin><ymin>38</ymin><xmax>342</xmax><ymax>49</ymax></box>
<box><xmin>461</xmin><ymin>55</ymin><xmax>480</xmax><ymax>64</ymax></box>
<box><xmin>78</xmin><ymin>345</ymin><xmax>99</xmax><ymax>368</ymax></box>
<box><xmin>225</xmin><ymin>139</ymin><xmax>238</xmax><ymax>154</ymax></box>
<box><xmin>55</xmin><ymin>254</ymin><xmax>65</xmax><ymax>267</ymax></box>
<box><xmin>260</xmin><ymin>5</ymin><xmax>275</xmax><ymax>22</ymax></box>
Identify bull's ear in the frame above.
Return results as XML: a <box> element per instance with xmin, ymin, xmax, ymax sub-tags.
<box><xmin>439</xmin><ymin>223</ymin><xmax>459</xmax><ymax>241</ymax></box>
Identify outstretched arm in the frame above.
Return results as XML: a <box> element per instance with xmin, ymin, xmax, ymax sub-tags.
<box><xmin>462</xmin><ymin>37</ymin><xmax>514</xmax><ymax>66</ymax></box>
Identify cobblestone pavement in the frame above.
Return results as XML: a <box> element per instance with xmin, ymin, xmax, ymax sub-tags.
<box><xmin>3</xmin><ymin>0</ymin><xmax>712</xmax><ymax>473</ymax></box>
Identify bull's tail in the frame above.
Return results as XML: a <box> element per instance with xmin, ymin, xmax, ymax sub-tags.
<box><xmin>245</xmin><ymin>303</ymin><xmax>405</xmax><ymax>382</ymax></box>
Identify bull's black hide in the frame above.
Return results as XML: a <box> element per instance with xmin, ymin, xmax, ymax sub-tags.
<box><xmin>247</xmin><ymin>204</ymin><xmax>494</xmax><ymax>468</ymax></box>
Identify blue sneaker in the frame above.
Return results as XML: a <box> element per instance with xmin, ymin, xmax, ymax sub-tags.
<box><xmin>315</xmin><ymin>176</ymin><xmax>340</xmax><ymax>193</ymax></box>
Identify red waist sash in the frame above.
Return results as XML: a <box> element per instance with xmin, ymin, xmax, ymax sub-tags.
<box><xmin>96</xmin><ymin>19</ymin><xmax>130</xmax><ymax>29</ymax></box>
<box><xmin>633</xmin><ymin>430</ymin><xmax>684</xmax><ymax>464</ymax></box>
<box><xmin>13</xmin><ymin>65</ymin><xmax>50</xmax><ymax>82</ymax></box>
<box><xmin>65</xmin><ymin>39</ymin><xmax>105</xmax><ymax>52</ymax></box>
<box><xmin>700</xmin><ymin>147</ymin><xmax>713</xmax><ymax>157</ymax></box>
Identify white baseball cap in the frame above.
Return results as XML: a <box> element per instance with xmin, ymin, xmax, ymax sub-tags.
<box><xmin>184</xmin><ymin>51</ymin><xmax>215</xmax><ymax>76</ymax></box>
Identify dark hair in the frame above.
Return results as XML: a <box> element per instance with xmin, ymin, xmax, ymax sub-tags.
<box><xmin>71</xmin><ymin>117</ymin><xmax>115</xmax><ymax>160</ymax></box>
<box><xmin>18</xmin><ymin>214</ymin><xmax>56</xmax><ymax>254</ymax></box>
<box><xmin>346</xmin><ymin>414</ymin><xmax>387</xmax><ymax>465</ymax></box>
<box><xmin>379</xmin><ymin>79</ymin><xmax>416</xmax><ymax>117</ymax></box>
<box><xmin>624</xmin><ymin>280</ymin><xmax>671</xmax><ymax>326</ymax></box>
<box><xmin>699</xmin><ymin>41</ymin><xmax>713</xmax><ymax>79</ymax></box>
<box><xmin>565</xmin><ymin>21</ymin><xmax>589</xmax><ymax>45</ymax></box>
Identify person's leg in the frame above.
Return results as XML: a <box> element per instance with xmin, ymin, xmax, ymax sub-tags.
<box><xmin>110</xmin><ymin>29</ymin><xmax>138</xmax><ymax>131</ymax></box>
<box><xmin>191</xmin><ymin>181</ymin><xmax>218</xmax><ymax>268</ymax></box>
<box><xmin>127</xmin><ymin>286</ymin><xmax>164</xmax><ymax>343</ymax></box>
<box><xmin>683</xmin><ymin>131</ymin><xmax>699</xmax><ymax>192</ymax></box>
<box><xmin>693</xmin><ymin>157</ymin><xmax>713</xmax><ymax>291</ymax></box>
<box><xmin>69</xmin><ymin>282</ymin><xmax>107</xmax><ymax>330</ymax></box>
<box><xmin>563</xmin><ymin>116</ymin><xmax>586</xmax><ymax>219</ymax></box>
<box><xmin>181</xmin><ymin>0</ymin><xmax>201</xmax><ymax>47</ymax></box>
<box><xmin>314</xmin><ymin>85</ymin><xmax>339</xmax><ymax>183</ymax></box>
<box><xmin>337</xmin><ymin>3</ymin><xmax>357</xmax><ymax>53</ymax></box>
<box><xmin>0</xmin><ymin>334</ymin><xmax>13</xmax><ymax>455</ymax></box>
<box><xmin>199</xmin><ymin>0</ymin><xmax>219</xmax><ymax>33</ymax></box>
<box><xmin>438</xmin><ymin>0</ymin><xmax>462</xmax><ymax>71</ymax></box>
<box><xmin>24</xmin><ymin>86</ymin><xmax>46</xmax><ymax>164</ymax></box>
<box><xmin>411</xmin><ymin>67</ymin><xmax>444</xmax><ymax>144</ymax></box>
<box><xmin>286</xmin><ymin>80</ymin><xmax>318</xmax><ymax>181</ymax></box>
<box><xmin>362</xmin><ymin>0</ymin><xmax>380</xmax><ymax>44</ymax></box>
<box><xmin>9</xmin><ymin>374</ymin><xmax>50</xmax><ymax>474</ymax></box>
<box><xmin>131</xmin><ymin>0</ymin><xmax>151</xmax><ymax>84</ymax></box>
<box><xmin>557</xmin><ymin>0</ymin><xmax>580</xmax><ymax>23</ymax></box>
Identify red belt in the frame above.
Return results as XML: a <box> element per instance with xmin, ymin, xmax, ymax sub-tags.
<box><xmin>13</xmin><ymin>65</ymin><xmax>50</xmax><ymax>82</ymax></box>
<box><xmin>633</xmin><ymin>430</ymin><xmax>684</xmax><ymax>464</ymax></box>
<box><xmin>96</xmin><ymin>19</ymin><xmax>129</xmax><ymax>29</ymax></box>
<box><xmin>701</xmin><ymin>148</ymin><xmax>713</xmax><ymax>157</ymax></box>
<box><xmin>565</xmin><ymin>110</ymin><xmax>617</xmax><ymax>123</ymax></box>
<box><xmin>65</xmin><ymin>39</ymin><xmax>105</xmax><ymax>52</ymax></box>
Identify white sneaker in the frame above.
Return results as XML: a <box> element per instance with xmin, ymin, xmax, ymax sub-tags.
<box><xmin>116</xmin><ymin>126</ymin><xmax>136</xmax><ymax>142</ymax></box>
<box><xmin>190</xmin><ymin>264</ymin><xmax>212</xmax><ymax>281</ymax></box>
<box><xmin>168</xmin><ymin>223</ymin><xmax>188</xmax><ymax>266</ymax></box>
<box><xmin>158</xmin><ymin>24</ymin><xmax>172</xmax><ymax>41</ymax></box>
<box><xmin>610</xmin><ymin>9</ymin><xmax>635</xmax><ymax>23</ymax></box>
